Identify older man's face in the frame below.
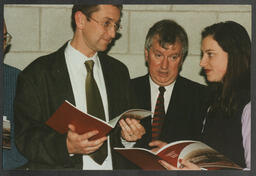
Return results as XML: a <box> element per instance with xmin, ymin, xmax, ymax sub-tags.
<box><xmin>145</xmin><ymin>36</ymin><xmax>183</xmax><ymax>86</ymax></box>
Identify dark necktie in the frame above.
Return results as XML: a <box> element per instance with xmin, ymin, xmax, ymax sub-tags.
<box><xmin>85</xmin><ymin>60</ymin><xmax>107</xmax><ymax>165</ymax></box>
<box><xmin>152</xmin><ymin>86</ymin><xmax>166</xmax><ymax>140</ymax></box>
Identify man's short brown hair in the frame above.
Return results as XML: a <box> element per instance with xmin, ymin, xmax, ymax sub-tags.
<box><xmin>71</xmin><ymin>4</ymin><xmax>123</xmax><ymax>32</ymax></box>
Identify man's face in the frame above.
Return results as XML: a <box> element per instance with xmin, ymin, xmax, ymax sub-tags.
<box><xmin>145</xmin><ymin>36</ymin><xmax>183</xmax><ymax>86</ymax></box>
<box><xmin>80</xmin><ymin>5</ymin><xmax>121</xmax><ymax>55</ymax></box>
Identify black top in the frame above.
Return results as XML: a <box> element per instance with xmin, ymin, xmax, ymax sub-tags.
<box><xmin>201</xmin><ymin>90</ymin><xmax>250</xmax><ymax>168</ymax></box>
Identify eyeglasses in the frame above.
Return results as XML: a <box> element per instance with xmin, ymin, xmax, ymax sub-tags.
<box><xmin>4</xmin><ymin>32</ymin><xmax>12</xmax><ymax>46</ymax></box>
<box><xmin>87</xmin><ymin>16</ymin><xmax>122</xmax><ymax>32</ymax></box>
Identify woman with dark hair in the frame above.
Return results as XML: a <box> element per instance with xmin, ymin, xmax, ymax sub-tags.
<box><xmin>159</xmin><ymin>21</ymin><xmax>251</xmax><ymax>170</ymax></box>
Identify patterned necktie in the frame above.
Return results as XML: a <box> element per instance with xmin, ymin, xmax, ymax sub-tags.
<box><xmin>152</xmin><ymin>86</ymin><xmax>166</xmax><ymax>140</ymax></box>
<box><xmin>85</xmin><ymin>60</ymin><xmax>107</xmax><ymax>165</ymax></box>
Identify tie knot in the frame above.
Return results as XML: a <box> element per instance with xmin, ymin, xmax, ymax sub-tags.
<box><xmin>85</xmin><ymin>60</ymin><xmax>94</xmax><ymax>73</ymax></box>
<box><xmin>159</xmin><ymin>86</ymin><xmax>166</xmax><ymax>94</ymax></box>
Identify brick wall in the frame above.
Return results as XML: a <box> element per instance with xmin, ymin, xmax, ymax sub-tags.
<box><xmin>4</xmin><ymin>4</ymin><xmax>251</xmax><ymax>84</ymax></box>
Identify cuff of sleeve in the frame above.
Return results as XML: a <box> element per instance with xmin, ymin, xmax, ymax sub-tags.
<box><xmin>121</xmin><ymin>137</ymin><xmax>136</xmax><ymax>148</ymax></box>
<box><xmin>53</xmin><ymin>133</ymin><xmax>73</xmax><ymax>165</ymax></box>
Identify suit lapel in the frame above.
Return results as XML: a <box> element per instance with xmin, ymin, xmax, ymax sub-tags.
<box><xmin>135</xmin><ymin>74</ymin><xmax>151</xmax><ymax>110</ymax></box>
<box><xmin>98</xmin><ymin>53</ymin><xmax>114</xmax><ymax>119</ymax></box>
<box><xmin>160</xmin><ymin>76</ymin><xmax>182</xmax><ymax>137</ymax></box>
<box><xmin>165</xmin><ymin>76</ymin><xmax>182</xmax><ymax>116</ymax></box>
<box><xmin>49</xmin><ymin>43</ymin><xmax>75</xmax><ymax>106</ymax></box>
<box><xmin>139</xmin><ymin>75</ymin><xmax>153</xmax><ymax>142</ymax></box>
<box><xmin>143</xmin><ymin>75</ymin><xmax>152</xmax><ymax>111</ymax></box>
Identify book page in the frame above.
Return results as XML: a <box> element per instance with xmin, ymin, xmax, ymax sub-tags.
<box><xmin>114</xmin><ymin>147</ymin><xmax>155</xmax><ymax>155</ymax></box>
<box><xmin>157</xmin><ymin>140</ymin><xmax>242</xmax><ymax>170</ymax></box>
<box><xmin>179</xmin><ymin>142</ymin><xmax>242</xmax><ymax>169</ymax></box>
<box><xmin>157</xmin><ymin>140</ymin><xmax>195</xmax><ymax>167</ymax></box>
<box><xmin>156</xmin><ymin>140</ymin><xmax>196</xmax><ymax>154</ymax></box>
<box><xmin>108</xmin><ymin>109</ymin><xmax>152</xmax><ymax>127</ymax></box>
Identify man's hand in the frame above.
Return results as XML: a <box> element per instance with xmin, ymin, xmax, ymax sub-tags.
<box><xmin>119</xmin><ymin>118</ymin><xmax>145</xmax><ymax>142</ymax></box>
<box><xmin>149</xmin><ymin>140</ymin><xmax>167</xmax><ymax>153</ymax></box>
<box><xmin>66</xmin><ymin>124</ymin><xmax>107</xmax><ymax>154</ymax></box>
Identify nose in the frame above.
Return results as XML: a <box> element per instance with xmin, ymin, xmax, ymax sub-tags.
<box><xmin>161</xmin><ymin>57</ymin><xmax>169</xmax><ymax>69</ymax></box>
<box><xmin>108</xmin><ymin>25</ymin><xmax>116</xmax><ymax>39</ymax></box>
<box><xmin>200</xmin><ymin>55</ymin><xmax>207</xmax><ymax>68</ymax></box>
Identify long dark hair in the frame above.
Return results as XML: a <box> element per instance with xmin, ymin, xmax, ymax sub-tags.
<box><xmin>202</xmin><ymin>21</ymin><xmax>250</xmax><ymax>117</ymax></box>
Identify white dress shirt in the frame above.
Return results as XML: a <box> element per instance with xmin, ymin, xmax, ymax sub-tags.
<box><xmin>65</xmin><ymin>41</ymin><xmax>113</xmax><ymax>170</ymax></box>
<box><xmin>149</xmin><ymin>77</ymin><xmax>175</xmax><ymax>116</ymax></box>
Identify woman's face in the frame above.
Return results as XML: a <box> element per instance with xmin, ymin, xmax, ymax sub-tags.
<box><xmin>200</xmin><ymin>35</ymin><xmax>228</xmax><ymax>82</ymax></box>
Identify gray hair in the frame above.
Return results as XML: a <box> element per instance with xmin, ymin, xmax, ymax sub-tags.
<box><xmin>145</xmin><ymin>19</ymin><xmax>188</xmax><ymax>61</ymax></box>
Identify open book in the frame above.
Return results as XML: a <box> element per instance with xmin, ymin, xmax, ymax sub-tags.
<box><xmin>46</xmin><ymin>100</ymin><xmax>152</xmax><ymax>140</ymax></box>
<box><xmin>114</xmin><ymin>140</ymin><xmax>242</xmax><ymax>170</ymax></box>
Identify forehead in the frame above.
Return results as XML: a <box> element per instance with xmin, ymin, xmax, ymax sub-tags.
<box><xmin>201</xmin><ymin>35</ymin><xmax>222</xmax><ymax>51</ymax></box>
<box><xmin>151</xmin><ymin>36</ymin><xmax>182</xmax><ymax>53</ymax></box>
<box><xmin>92</xmin><ymin>5</ymin><xmax>121</xmax><ymax>21</ymax></box>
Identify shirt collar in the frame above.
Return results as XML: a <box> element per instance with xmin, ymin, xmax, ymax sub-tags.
<box><xmin>65</xmin><ymin>40</ymin><xmax>100</xmax><ymax>68</ymax></box>
<box><xmin>149</xmin><ymin>75</ymin><xmax>176</xmax><ymax>93</ymax></box>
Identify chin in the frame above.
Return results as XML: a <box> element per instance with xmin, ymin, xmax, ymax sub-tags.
<box><xmin>158</xmin><ymin>81</ymin><xmax>172</xmax><ymax>87</ymax></box>
<box><xmin>98</xmin><ymin>46</ymin><xmax>108</xmax><ymax>52</ymax></box>
<box><xmin>207</xmin><ymin>78</ymin><xmax>221</xmax><ymax>83</ymax></box>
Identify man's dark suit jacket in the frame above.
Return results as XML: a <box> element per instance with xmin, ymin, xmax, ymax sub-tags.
<box><xmin>132</xmin><ymin>75</ymin><xmax>206</xmax><ymax>149</ymax></box>
<box><xmin>14</xmin><ymin>42</ymin><xmax>133</xmax><ymax>169</ymax></box>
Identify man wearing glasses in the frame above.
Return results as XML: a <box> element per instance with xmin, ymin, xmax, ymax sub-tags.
<box><xmin>14</xmin><ymin>5</ymin><xmax>144</xmax><ymax>170</ymax></box>
<box><xmin>2</xmin><ymin>19</ymin><xmax>28</xmax><ymax>169</ymax></box>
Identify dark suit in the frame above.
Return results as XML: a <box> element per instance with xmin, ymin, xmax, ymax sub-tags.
<box><xmin>132</xmin><ymin>74</ymin><xmax>206</xmax><ymax>149</ymax></box>
<box><xmin>3</xmin><ymin>64</ymin><xmax>28</xmax><ymax>169</ymax></box>
<box><xmin>14</xmin><ymin>42</ymin><xmax>133</xmax><ymax>169</ymax></box>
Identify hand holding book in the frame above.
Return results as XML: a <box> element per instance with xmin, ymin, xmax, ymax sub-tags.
<box><xmin>66</xmin><ymin>124</ymin><xmax>107</xmax><ymax>155</ymax></box>
<box><xmin>149</xmin><ymin>140</ymin><xmax>168</xmax><ymax>153</ymax></box>
<box><xmin>119</xmin><ymin>118</ymin><xmax>146</xmax><ymax>142</ymax></box>
<box><xmin>46</xmin><ymin>100</ymin><xmax>152</xmax><ymax>140</ymax></box>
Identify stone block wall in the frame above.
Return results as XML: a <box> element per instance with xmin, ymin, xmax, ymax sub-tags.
<box><xmin>4</xmin><ymin>4</ymin><xmax>251</xmax><ymax>84</ymax></box>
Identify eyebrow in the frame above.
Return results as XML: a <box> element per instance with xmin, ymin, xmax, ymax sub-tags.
<box><xmin>102</xmin><ymin>17</ymin><xmax>121</xmax><ymax>24</ymax></box>
<box><xmin>205</xmin><ymin>49</ymin><xmax>215</xmax><ymax>52</ymax></box>
<box><xmin>151</xmin><ymin>48</ymin><xmax>162</xmax><ymax>53</ymax></box>
<box><xmin>152</xmin><ymin>49</ymin><xmax>181</xmax><ymax>56</ymax></box>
